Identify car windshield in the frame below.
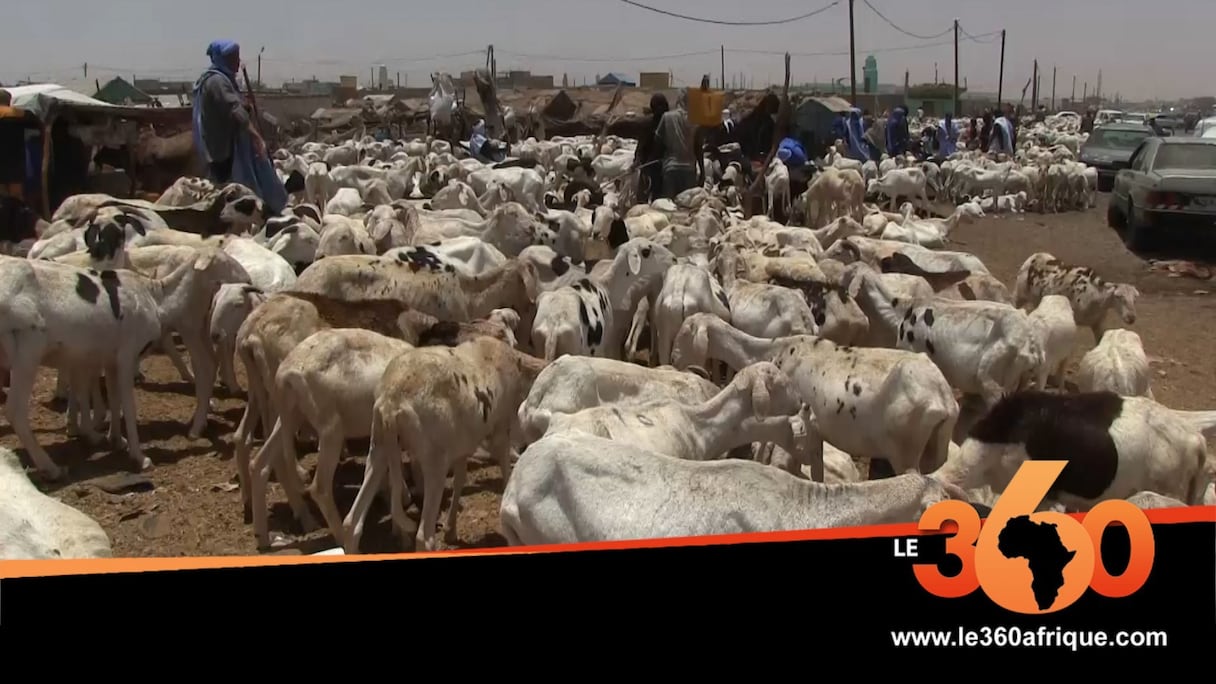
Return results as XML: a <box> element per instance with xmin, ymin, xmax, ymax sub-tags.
<box><xmin>1152</xmin><ymin>144</ymin><xmax>1216</xmax><ymax>171</ymax></box>
<box><xmin>1087</xmin><ymin>128</ymin><xmax>1150</xmax><ymax>149</ymax></box>
<box><xmin>1123</xmin><ymin>114</ymin><xmax>1146</xmax><ymax>123</ymax></box>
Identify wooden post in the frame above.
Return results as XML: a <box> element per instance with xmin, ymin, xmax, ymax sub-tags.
<box><xmin>848</xmin><ymin>0</ymin><xmax>857</xmax><ymax>103</ymax></box>
<box><xmin>997</xmin><ymin>30</ymin><xmax>1006</xmax><ymax>107</ymax></box>
<box><xmin>720</xmin><ymin>45</ymin><xmax>725</xmax><ymax>90</ymax></box>
<box><xmin>953</xmin><ymin>19</ymin><xmax>959</xmax><ymax>116</ymax></box>
<box><xmin>1051</xmin><ymin>66</ymin><xmax>1057</xmax><ymax>111</ymax></box>
<box><xmin>40</xmin><ymin>117</ymin><xmax>55</xmax><ymax>219</ymax></box>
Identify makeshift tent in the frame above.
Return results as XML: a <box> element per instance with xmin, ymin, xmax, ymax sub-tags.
<box><xmin>3</xmin><ymin>83</ymin><xmax>192</xmax><ymax>217</ymax></box>
<box><xmin>793</xmin><ymin>95</ymin><xmax>853</xmax><ymax>158</ymax></box>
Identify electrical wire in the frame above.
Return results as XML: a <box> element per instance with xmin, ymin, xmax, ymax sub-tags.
<box><xmin>613</xmin><ymin>0</ymin><xmax>841</xmax><ymax>26</ymax></box>
<box><xmin>861</xmin><ymin>0</ymin><xmax>953</xmax><ymax>40</ymax></box>
<box><xmin>957</xmin><ymin>23</ymin><xmax>1001</xmax><ymax>44</ymax></box>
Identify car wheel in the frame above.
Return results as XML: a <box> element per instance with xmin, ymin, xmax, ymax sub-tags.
<box><xmin>1123</xmin><ymin>200</ymin><xmax>1152</xmax><ymax>251</ymax></box>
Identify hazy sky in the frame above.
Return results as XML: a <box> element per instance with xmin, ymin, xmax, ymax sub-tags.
<box><xmin>5</xmin><ymin>0</ymin><xmax>1212</xmax><ymax>101</ymax></box>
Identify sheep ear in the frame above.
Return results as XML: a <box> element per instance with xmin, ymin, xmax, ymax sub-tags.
<box><xmin>627</xmin><ymin>248</ymin><xmax>641</xmax><ymax>276</ymax></box>
<box><xmin>691</xmin><ymin>324</ymin><xmax>710</xmax><ymax>369</ymax></box>
<box><xmin>751</xmin><ymin>375</ymin><xmax>771</xmax><ymax>417</ymax></box>
<box><xmin>520</xmin><ymin>261</ymin><xmax>541</xmax><ymax>302</ymax></box>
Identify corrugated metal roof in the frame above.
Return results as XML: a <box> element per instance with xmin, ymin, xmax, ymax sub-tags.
<box><xmin>803</xmin><ymin>96</ymin><xmax>852</xmax><ymax>112</ymax></box>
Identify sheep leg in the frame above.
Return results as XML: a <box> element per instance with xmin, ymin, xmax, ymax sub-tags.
<box><xmin>112</xmin><ymin>357</ymin><xmax>151</xmax><ymax>471</ymax></box>
<box><xmin>443</xmin><ymin>456</ymin><xmax>469</xmax><ymax>545</ymax></box>
<box><xmin>159</xmin><ymin>332</ymin><xmax>194</xmax><ymax>384</ymax></box>
<box><xmin>181</xmin><ymin>330</ymin><xmax>217</xmax><ymax>439</ymax></box>
<box><xmin>307</xmin><ymin>420</ymin><xmax>347</xmax><ymax>548</ymax></box>
<box><xmin>101</xmin><ymin>368</ymin><xmax>127</xmax><ymax>451</ymax></box>
<box><xmin>215</xmin><ymin>338</ymin><xmax>240</xmax><ymax>392</ymax></box>
<box><xmin>343</xmin><ymin>414</ymin><xmax>396</xmax><ymax>554</ymax></box>
<box><xmin>249</xmin><ymin>418</ymin><xmax>288</xmax><ymax>549</ymax></box>
<box><xmin>232</xmin><ymin>400</ymin><xmax>260</xmax><ymax>520</ymax></box>
<box><xmin>2</xmin><ymin>336</ymin><xmax>64</xmax><ymax>480</ymax></box>
<box><xmin>385</xmin><ymin>430</ymin><xmax>420</xmax><ymax>550</ymax></box>
<box><xmin>68</xmin><ymin>367</ymin><xmax>105</xmax><ymax>446</ymax></box>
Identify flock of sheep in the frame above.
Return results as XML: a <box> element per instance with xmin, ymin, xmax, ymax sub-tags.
<box><xmin>2</xmin><ymin>109</ymin><xmax>1214</xmax><ymax>559</ymax></box>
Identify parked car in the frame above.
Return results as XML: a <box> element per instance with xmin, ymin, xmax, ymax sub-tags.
<box><xmin>1122</xmin><ymin>112</ymin><xmax>1150</xmax><ymax>126</ymax></box>
<box><xmin>1107</xmin><ymin>136</ymin><xmax>1216</xmax><ymax>249</ymax></box>
<box><xmin>1079</xmin><ymin>123</ymin><xmax>1155</xmax><ymax>191</ymax></box>
<box><xmin>1095</xmin><ymin>109</ymin><xmax>1125</xmax><ymax>125</ymax></box>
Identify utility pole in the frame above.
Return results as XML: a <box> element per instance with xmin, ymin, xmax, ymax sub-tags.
<box><xmin>953</xmin><ymin>18</ymin><xmax>959</xmax><ymax>116</ymax></box>
<box><xmin>1051</xmin><ymin>65</ymin><xmax>1057</xmax><ymax>111</ymax></box>
<box><xmin>1072</xmin><ymin>74</ymin><xmax>1076</xmax><ymax>103</ymax></box>
<box><xmin>397</xmin><ymin>72</ymin><xmax>401</xmax><ymax>88</ymax></box>
<box><xmin>997</xmin><ymin>29</ymin><xmax>1006</xmax><ymax>106</ymax></box>
<box><xmin>1031</xmin><ymin>59</ymin><xmax>1038</xmax><ymax>110</ymax></box>
<box><xmin>1096</xmin><ymin>69</ymin><xmax>1102</xmax><ymax>103</ymax></box>
<box><xmin>257</xmin><ymin>47</ymin><xmax>264</xmax><ymax>89</ymax></box>
<box><xmin>720</xmin><ymin>45</ymin><xmax>725</xmax><ymax>90</ymax></box>
<box><xmin>1083</xmin><ymin>81</ymin><xmax>1088</xmax><ymax>103</ymax></box>
<box><xmin>848</xmin><ymin>0</ymin><xmax>857</xmax><ymax>103</ymax></box>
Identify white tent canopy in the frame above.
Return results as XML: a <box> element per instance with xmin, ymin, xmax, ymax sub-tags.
<box><xmin>4</xmin><ymin>83</ymin><xmax>120</xmax><ymax>121</ymax></box>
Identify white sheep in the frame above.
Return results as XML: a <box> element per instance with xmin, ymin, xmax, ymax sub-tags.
<box><xmin>1076</xmin><ymin>328</ymin><xmax>1154</xmax><ymax>399</ymax></box>
<box><xmin>499</xmin><ymin>430</ymin><xmax>967</xmax><ymax>545</ymax></box>
<box><xmin>1026</xmin><ymin>294</ymin><xmax>1077</xmax><ymax>389</ymax></box>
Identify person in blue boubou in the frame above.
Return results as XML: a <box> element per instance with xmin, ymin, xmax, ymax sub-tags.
<box><xmin>191</xmin><ymin>39</ymin><xmax>287</xmax><ymax>215</ymax></box>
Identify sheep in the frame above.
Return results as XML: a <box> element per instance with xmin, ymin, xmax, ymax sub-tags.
<box><xmin>208</xmin><ymin>283</ymin><xmax>269</xmax><ymax>392</ymax></box>
<box><xmin>0</xmin><ymin>255</ymin><xmax>198</xmax><ymax>479</ymax></box>
<box><xmin>341</xmin><ymin>336</ymin><xmax>548</xmax><ymax>553</ymax></box>
<box><xmin>866</xmin><ymin>167</ymin><xmax>931</xmax><ymax>214</ymax></box>
<box><xmin>1026</xmin><ymin>294</ymin><xmax>1078</xmax><ymax>390</ymax></box>
<box><xmin>205</xmin><ymin>234</ymin><xmax>297</xmax><ymax>293</ymax></box>
<box><xmin>535</xmin><ymin>361</ymin><xmax>811</xmax><ymax>465</ymax></box>
<box><xmin>931</xmin><ymin>390</ymin><xmax>1214</xmax><ymax>510</ymax></box>
<box><xmin>57</xmin><ymin>243</ymin><xmax>253</xmax><ymax>438</ymax></box>
<box><xmin>315</xmin><ymin>214</ymin><xmax>377</xmax><ymax>258</ymax></box>
<box><xmin>245</xmin><ymin>314</ymin><xmax>527</xmax><ymax>547</ymax></box>
<box><xmin>649</xmin><ymin>263</ymin><xmax>731</xmax><ymax>367</ymax></box>
<box><xmin>291</xmin><ymin>252</ymin><xmax>541</xmax><ymax>324</ymax></box>
<box><xmin>247</xmin><ymin>328</ymin><xmax>416</xmax><ymax>549</ymax></box>
<box><xmin>1013</xmin><ymin>252</ymin><xmax>1139</xmax><ymax>341</ymax></box>
<box><xmin>384</xmin><ymin>237</ymin><xmax>508</xmax><ymax>279</ymax></box>
<box><xmin>517</xmin><ymin>355</ymin><xmax>721</xmax><ymax>443</ymax></box>
<box><xmin>763</xmin><ymin>157</ymin><xmax>792</xmax><ymax>220</ymax></box>
<box><xmin>1125</xmin><ymin>491</ymin><xmax>1187</xmax><ymax>509</ymax></box>
<box><xmin>1076</xmin><ymin>328</ymin><xmax>1154</xmax><ymax>399</ymax></box>
<box><xmin>0</xmin><ymin>447</ymin><xmax>112</xmax><ymax>559</ymax></box>
<box><xmin>254</xmin><ymin>218</ymin><xmax>320</xmax><ymax>275</ymax></box>
<box><xmin>712</xmin><ymin>246</ymin><xmax>818</xmax><ymax>339</ymax></box>
<box><xmin>667</xmin><ymin>314</ymin><xmax>958</xmax><ymax>481</ymax></box>
<box><xmin>825</xmin><ymin>235</ymin><xmax>990</xmax><ymax>277</ymax></box>
<box><xmin>530</xmin><ymin>239</ymin><xmax>676</xmax><ymax>361</ymax></box>
<box><xmin>230</xmin><ymin>290</ymin><xmax>447</xmax><ymax>522</ymax></box>
<box><xmin>499</xmin><ymin>430</ymin><xmax>968</xmax><ymax>545</ymax></box>
<box><xmin>843</xmin><ymin>261</ymin><xmax>1044</xmax><ymax>417</ymax></box>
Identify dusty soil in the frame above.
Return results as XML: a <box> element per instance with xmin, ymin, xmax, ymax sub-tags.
<box><xmin>3</xmin><ymin>194</ymin><xmax>1214</xmax><ymax>558</ymax></box>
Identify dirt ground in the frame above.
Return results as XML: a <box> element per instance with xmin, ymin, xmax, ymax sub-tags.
<box><xmin>3</xmin><ymin>194</ymin><xmax>1214</xmax><ymax>558</ymax></box>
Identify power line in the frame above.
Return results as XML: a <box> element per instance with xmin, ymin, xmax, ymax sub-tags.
<box><xmin>496</xmin><ymin>48</ymin><xmax>718</xmax><ymax>63</ymax></box>
<box><xmin>613</xmin><ymin>0</ymin><xmax>841</xmax><ymax>26</ymax></box>
<box><xmin>861</xmin><ymin>0</ymin><xmax>953</xmax><ymax>40</ymax></box>
<box><xmin>957</xmin><ymin>23</ymin><xmax>1000</xmax><ymax>44</ymax></box>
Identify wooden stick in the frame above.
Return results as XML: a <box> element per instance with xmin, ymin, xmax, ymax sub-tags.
<box><xmin>744</xmin><ymin>53</ymin><xmax>791</xmax><ymax>220</ymax></box>
<box><xmin>241</xmin><ymin>66</ymin><xmax>265</xmax><ymax>139</ymax></box>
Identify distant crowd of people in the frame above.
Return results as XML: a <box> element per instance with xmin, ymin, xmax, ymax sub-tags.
<box><xmin>829</xmin><ymin>102</ymin><xmax>1022</xmax><ymax>164</ymax></box>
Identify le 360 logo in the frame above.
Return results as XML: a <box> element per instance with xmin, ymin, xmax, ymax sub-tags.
<box><xmin>911</xmin><ymin>461</ymin><xmax>1157</xmax><ymax>614</ymax></box>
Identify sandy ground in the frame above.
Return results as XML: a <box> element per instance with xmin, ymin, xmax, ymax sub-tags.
<box><xmin>3</xmin><ymin>194</ymin><xmax>1214</xmax><ymax>558</ymax></box>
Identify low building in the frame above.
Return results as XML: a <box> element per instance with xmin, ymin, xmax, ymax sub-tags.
<box><xmin>639</xmin><ymin>72</ymin><xmax>670</xmax><ymax>89</ymax></box>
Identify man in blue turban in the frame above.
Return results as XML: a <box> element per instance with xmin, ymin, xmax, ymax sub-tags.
<box><xmin>886</xmin><ymin>105</ymin><xmax>910</xmax><ymax>157</ymax></box>
<box><xmin>843</xmin><ymin>108</ymin><xmax>870</xmax><ymax>161</ymax></box>
<box><xmin>192</xmin><ymin>40</ymin><xmax>287</xmax><ymax>214</ymax></box>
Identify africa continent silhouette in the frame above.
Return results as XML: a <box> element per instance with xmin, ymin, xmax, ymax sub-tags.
<box><xmin>997</xmin><ymin>515</ymin><xmax>1078</xmax><ymax>610</ymax></box>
